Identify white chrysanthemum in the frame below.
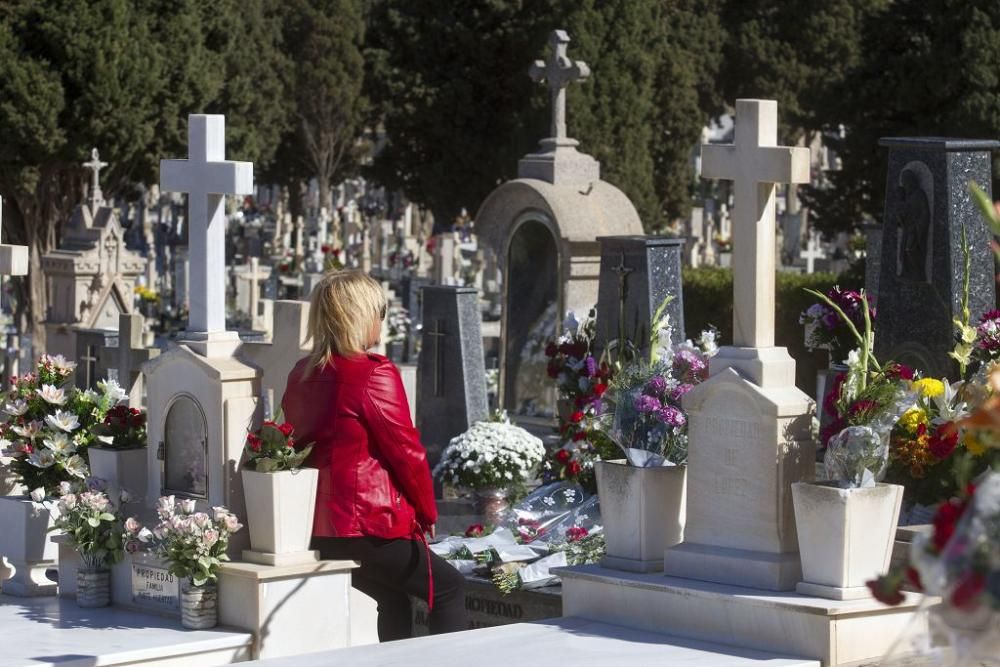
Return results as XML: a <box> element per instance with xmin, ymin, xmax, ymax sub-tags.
<box><xmin>45</xmin><ymin>410</ymin><xmax>80</xmax><ymax>433</ymax></box>
<box><xmin>43</xmin><ymin>432</ymin><xmax>76</xmax><ymax>455</ymax></box>
<box><xmin>36</xmin><ymin>384</ymin><xmax>67</xmax><ymax>406</ymax></box>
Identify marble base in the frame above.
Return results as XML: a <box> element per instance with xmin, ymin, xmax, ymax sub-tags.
<box><xmin>558</xmin><ymin>564</ymin><xmax>928</xmax><ymax>666</ymax></box>
<box><xmin>600</xmin><ymin>554</ymin><xmax>664</xmax><ymax>573</ymax></box>
<box><xmin>241</xmin><ymin>617</ymin><xmax>818</xmax><ymax>667</ymax></box>
<box><xmin>241</xmin><ymin>549</ymin><xmax>319</xmax><ymax>567</ymax></box>
<box><xmin>218</xmin><ymin>558</ymin><xmax>358</xmax><ymax>660</ymax></box>
<box><xmin>664</xmin><ymin>541</ymin><xmax>803</xmax><ymax>592</ymax></box>
<box><xmin>517</xmin><ymin>138</ymin><xmax>601</xmax><ymax>186</ymax></box>
<box><xmin>0</xmin><ymin>593</ymin><xmax>251</xmax><ymax>667</ymax></box>
<box><xmin>795</xmin><ymin>581</ymin><xmax>870</xmax><ymax>601</ymax></box>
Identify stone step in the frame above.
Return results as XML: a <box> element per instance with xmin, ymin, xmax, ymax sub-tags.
<box><xmin>0</xmin><ymin>594</ymin><xmax>252</xmax><ymax>667</ymax></box>
<box><xmin>243</xmin><ymin>617</ymin><xmax>820</xmax><ymax>666</ymax></box>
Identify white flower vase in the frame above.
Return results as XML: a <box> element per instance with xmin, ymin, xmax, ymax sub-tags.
<box><xmin>76</xmin><ymin>567</ymin><xmax>111</xmax><ymax>608</ymax></box>
<box><xmin>181</xmin><ymin>580</ymin><xmax>218</xmax><ymax>630</ymax></box>
<box><xmin>792</xmin><ymin>481</ymin><xmax>904</xmax><ymax>600</ymax></box>
<box><xmin>241</xmin><ymin>467</ymin><xmax>319</xmax><ymax>566</ymax></box>
<box><xmin>595</xmin><ymin>460</ymin><xmax>687</xmax><ymax>573</ymax></box>
<box><xmin>88</xmin><ymin>446</ymin><xmax>147</xmax><ymax>506</ymax></box>
<box><xmin>0</xmin><ymin>496</ymin><xmax>58</xmax><ymax>596</ymax></box>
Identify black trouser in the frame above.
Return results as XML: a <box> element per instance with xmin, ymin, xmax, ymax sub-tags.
<box><xmin>313</xmin><ymin>535</ymin><xmax>467</xmax><ymax>642</ymax></box>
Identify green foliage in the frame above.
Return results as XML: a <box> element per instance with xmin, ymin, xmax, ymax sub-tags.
<box><xmin>50</xmin><ymin>491</ymin><xmax>126</xmax><ymax>570</ymax></box>
<box><xmin>682</xmin><ymin>267</ymin><xmax>864</xmax><ymax>392</ymax></box>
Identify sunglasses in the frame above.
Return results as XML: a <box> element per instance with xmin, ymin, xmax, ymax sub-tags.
<box><xmin>380</xmin><ymin>305</ymin><xmax>387</xmax><ymax>321</ymax></box>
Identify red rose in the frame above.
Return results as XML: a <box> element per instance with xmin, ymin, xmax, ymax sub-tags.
<box><xmin>593</xmin><ymin>383</ymin><xmax>608</xmax><ymax>397</ymax></box>
<box><xmin>572</xmin><ymin>431</ymin><xmax>587</xmax><ymax>442</ymax></box>
<box><xmin>905</xmin><ymin>566</ymin><xmax>923</xmax><ymax>591</ymax></box>
<box><xmin>566</xmin><ymin>461</ymin><xmax>582</xmax><ymax>477</ymax></box>
<box><xmin>278</xmin><ymin>422</ymin><xmax>294</xmax><ymax>437</ymax></box>
<box><xmin>465</xmin><ymin>523</ymin><xmax>484</xmax><ymax>538</ymax></box>
<box><xmin>932</xmin><ymin>498</ymin><xmax>968</xmax><ymax>552</ymax></box>
<box><xmin>544</xmin><ymin>342</ymin><xmax>558</xmax><ymax>358</ymax></box>
<box><xmin>246</xmin><ymin>434</ymin><xmax>262</xmax><ymax>452</ymax></box>
<box><xmin>928</xmin><ymin>427</ymin><xmax>958</xmax><ymax>459</ymax></box>
<box><xmin>566</xmin><ymin>526</ymin><xmax>588</xmax><ymax>542</ymax></box>
<box><xmin>555</xmin><ymin>449</ymin><xmax>571</xmax><ymax>464</ymax></box>
<box><xmin>546</xmin><ymin>362</ymin><xmax>559</xmax><ymax>379</ymax></box>
<box><xmin>865</xmin><ymin>574</ymin><xmax>904</xmax><ymax>606</ymax></box>
<box><xmin>321</xmin><ymin>245</ymin><xmax>331</xmax><ymax>254</ymax></box>
<box><xmin>950</xmin><ymin>571</ymin><xmax>985</xmax><ymax>610</ymax></box>
<box><xmin>569</xmin><ymin>411</ymin><xmax>585</xmax><ymax>424</ymax></box>
<box><xmin>823</xmin><ymin>373</ymin><xmax>846</xmax><ymax>414</ymax></box>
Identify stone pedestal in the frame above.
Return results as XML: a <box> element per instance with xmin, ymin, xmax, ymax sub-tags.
<box><xmin>664</xmin><ymin>347</ymin><xmax>814</xmax><ymax>591</ymax></box>
<box><xmin>218</xmin><ymin>559</ymin><xmax>357</xmax><ymax>660</ymax></box>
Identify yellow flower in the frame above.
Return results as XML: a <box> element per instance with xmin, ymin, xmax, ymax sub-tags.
<box><xmin>913</xmin><ymin>378</ymin><xmax>945</xmax><ymax>399</ymax></box>
<box><xmin>898</xmin><ymin>408</ymin><xmax>928</xmax><ymax>432</ymax></box>
<box><xmin>963</xmin><ymin>431</ymin><xmax>987</xmax><ymax>457</ymax></box>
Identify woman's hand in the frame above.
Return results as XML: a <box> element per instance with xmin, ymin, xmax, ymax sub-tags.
<box><xmin>426</xmin><ymin>524</ymin><xmax>436</xmax><ymax>539</ymax></box>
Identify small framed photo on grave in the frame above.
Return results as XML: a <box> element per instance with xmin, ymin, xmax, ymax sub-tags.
<box><xmin>162</xmin><ymin>395</ymin><xmax>208</xmax><ymax>498</ymax></box>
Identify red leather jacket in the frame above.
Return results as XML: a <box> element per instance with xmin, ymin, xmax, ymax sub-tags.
<box><xmin>281</xmin><ymin>353</ymin><xmax>438</xmax><ymax>540</ymax></box>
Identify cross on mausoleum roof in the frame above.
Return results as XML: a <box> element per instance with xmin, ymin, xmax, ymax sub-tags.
<box><xmin>82</xmin><ymin>147</ymin><xmax>108</xmax><ymax>213</ymax></box>
<box><xmin>529</xmin><ymin>30</ymin><xmax>590</xmax><ymax>141</ymax></box>
<box><xmin>160</xmin><ymin>114</ymin><xmax>253</xmax><ymax>336</ymax></box>
<box><xmin>700</xmin><ymin>99</ymin><xmax>810</xmax><ymax>348</ymax></box>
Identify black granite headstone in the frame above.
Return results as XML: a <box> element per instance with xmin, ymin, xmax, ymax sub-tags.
<box><xmin>593</xmin><ymin>236</ymin><xmax>686</xmax><ymax>360</ymax></box>
<box><xmin>74</xmin><ymin>329</ymin><xmax>118</xmax><ymax>390</ymax></box>
<box><xmin>416</xmin><ymin>286</ymin><xmax>489</xmax><ymax>466</ymax></box>
<box><xmin>874</xmin><ymin>137</ymin><xmax>999</xmax><ymax>378</ymax></box>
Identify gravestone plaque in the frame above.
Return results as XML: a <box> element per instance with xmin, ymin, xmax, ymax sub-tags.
<box><xmin>416</xmin><ymin>286</ymin><xmax>488</xmax><ymax>466</ymax></box>
<box><xmin>504</xmin><ymin>220</ymin><xmax>559</xmax><ymax>417</ymax></box>
<box><xmin>874</xmin><ymin>138</ymin><xmax>999</xmax><ymax>379</ymax></box>
<box><xmin>73</xmin><ymin>328</ymin><xmax>118</xmax><ymax>390</ymax></box>
<box><xmin>593</xmin><ymin>236</ymin><xmax>686</xmax><ymax>359</ymax></box>
<box><xmin>162</xmin><ymin>395</ymin><xmax>208</xmax><ymax>497</ymax></box>
<box><xmin>131</xmin><ymin>561</ymin><xmax>180</xmax><ymax>612</ymax></box>
<box><xmin>411</xmin><ymin>578</ymin><xmax>561</xmax><ymax>636</ymax></box>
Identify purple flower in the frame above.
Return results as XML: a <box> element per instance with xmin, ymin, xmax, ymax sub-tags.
<box><xmin>584</xmin><ymin>356</ymin><xmax>598</xmax><ymax>378</ymax></box>
<box><xmin>655</xmin><ymin>404</ymin><xmax>686</xmax><ymax>427</ymax></box>
<box><xmin>645</xmin><ymin>375</ymin><xmax>668</xmax><ymax>396</ymax></box>
<box><xmin>671</xmin><ymin>383</ymin><xmax>694</xmax><ymax>401</ymax></box>
<box><xmin>634</xmin><ymin>394</ymin><xmax>662</xmax><ymax>414</ymax></box>
<box><xmin>674</xmin><ymin>350</ymin><xmax>707</xmax><ymax>381</ymax></box>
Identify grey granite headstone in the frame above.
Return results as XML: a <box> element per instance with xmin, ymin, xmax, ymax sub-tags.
<box><xmin>862</xmin><ymin>222</ymin><xmax>883</xmax><ymax>305</ymax></box>
<box><xmin>594</xmin><ymin>236</ymin><xmax>686</xmax><ymax>359</ymax></box>
<box><xmin>416</xmin><ymin>286</ymin><xmax>489</xmax><ymax>466</ymax></box>
<box><xmin>874</xmin><ymin>137</ymin><xmax>999</xmax><ymax>378</ymax></box>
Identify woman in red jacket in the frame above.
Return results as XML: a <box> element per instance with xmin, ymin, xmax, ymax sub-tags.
<box><xmin>282</xmin><ymin>270</ymin><xmax>466</xmax><ymax>641</ymax></box>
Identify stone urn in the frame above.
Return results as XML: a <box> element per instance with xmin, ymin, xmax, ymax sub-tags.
<box><xmin>76</xmin><ymin>567</ymin><xmax>111</xmax><ymax>608</ymax></box>
<box><xmin>181</xmin><ymin>579</ymin><xmax>218</xmax><ymax>630</ymax></box>
<box><xmin>0</xmin><ymin>496</ymin><xmax>58</xmax><ymax>596</ymax></box>
<box><xmin>241</xmin><ymin>467</ymin><xmax>319</xmax><ymax>565</ymax></box>
<box><xmin>474</xmin><ymin>487</ymin><xmax>510</xmax><ymax>527</ymax></box>
<box><xmin>88</xmin><ymin>446</ymin><xmax>147</xmax><ymax>506</ymax></box>
<box><xmin>791</xmin><ymin>481</ymin><xmax>904</xmax><ymax>600</ymax></box>
<box><xmin>595</xmin><ymin>460</ymin><xmax>686</xmax><ymax>573</ymax></box>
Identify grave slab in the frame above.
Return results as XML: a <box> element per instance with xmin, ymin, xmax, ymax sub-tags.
<box><xmin>0</xmin><ymin>594</ymin><xmax>252</xmax><ymax>667</ymax></box>
<box><xmin>559</xmin><ymin>565</ymin><xmax>927</xmax><ymax>667</ymax></box>
<box><xmin>242</xmin><ymin>616</ymin><xmax>819</xmax><ymax>667</ymax></box>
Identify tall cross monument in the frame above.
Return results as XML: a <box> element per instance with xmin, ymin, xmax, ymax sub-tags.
<box><xmin>529</xmin><ymin>29</ymin><xmax>590</xmax><ymax>141</ymax></box>
<box><xmin>161</xmin><ymin>115</ymin><xmax>253</xmax><ymax>352</ymax></box>
<box><xmin>82</xmin><ymin>148</ymin><xmax>108</xmax><ymax>213</ymax></box>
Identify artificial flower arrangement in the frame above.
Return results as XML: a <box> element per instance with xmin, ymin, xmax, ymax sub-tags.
<box><xmin>132</xmin><ymin>495</ymin><xmax>243</xmax><ymax>588</ymax></box>
<box><xmin>44</xmin><ymin>482</ymin><xmax>131</xmax><ymax>572</ymax></box>
<box><xmin>386</xmin><ymin>306</ymin><xmax>412</xmax><ymax>344</ymax></box>
<box><xmin>432</xmin><ymin>413</ymin><xmax>546</xmax><ymax>494</ymax></box>
<box><xmin>90</xmin><ymin>404</ymin><xmax>148</xmax><ymax>450</ymax></box>
<box><xmin>1</xmin><ymin>356</ymin><xmax>128</xmax><ymax>495</ymax></box>
<box><xmin>800</xmin><ymin>286</ymin><xmax>877</xmax><ymax>364</ymax></box>
<box><xmin>243</xmin><ymin>418</ymin><xmax>312</xmax><ymax>472</ymax></box>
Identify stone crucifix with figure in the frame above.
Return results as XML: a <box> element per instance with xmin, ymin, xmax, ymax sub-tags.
<box><xmin>664</xmin><ymin>99</ymin><xmax>816</xmax><ymax>592</ymax></box>
<box><xmin>161</xmin><ymin>114</ymin><xmax>253</xmax><ymax>354</ymax></box>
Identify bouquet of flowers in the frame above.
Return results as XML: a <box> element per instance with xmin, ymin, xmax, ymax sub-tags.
<box><xmin>1</xmin><ymin>356</ymin><xmax>128</xmax><ymax>495</ymax></box>
<box><xmin>386</xmin><ymin>307</ymin><xmax>411</xmax><ymax>344</ymax></box>
<box><xmin>139</xmin><ymin>495</ymin><xmax>243</xmax><ymax>587</ymax></box>
<box><xmin>432</xmin><ymin>420</ymin><xmax>545</xmax><ymax>492</ymax></box>
<box><xmin>48</xmin><ymin>487</ymin><xmax>129</xmax><ymax>571</ymax></box>
<box><xmin>800</xmin><ymin>286</ymin><xmax>876</xmax><ymax>364</ymax></box>
<box><xmin>90</xmin><ymin>405</ymin><xmax>147</xmax><ymax>450</ymax></box>
<box><xmin>544</xmin><ymin>310</ymin><xmax>609</xmax><ymax>407</ymax></box>
<box><xmin>243</xmin><ymin>419</ymin><xmax>312</xmax><ymax>472</ymax></box>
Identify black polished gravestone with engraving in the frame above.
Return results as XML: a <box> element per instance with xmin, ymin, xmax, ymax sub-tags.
<box><xmin>416</xmin><ymin>286</ymin><xmax>489</xmax><ymax>467</ymax></box>
<box><xmin>873</xmin><ymin>138</ymin><xmax>999</xmax><ymax>379</ymax></box>
<box><xmin>593</xmin><ymin>236</ymin><xmax>686</xmax><ymax>360</ymax></box>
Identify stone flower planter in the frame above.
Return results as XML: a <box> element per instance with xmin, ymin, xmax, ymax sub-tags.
<box><xmin>76</xmin><ymin>568</ymin><xmax>111</xmax><ymax>608</ymax></box>
<box><xmin>88</xmin><ymin>446</ymin><xmax>147</xmax><ymax>505</ymax></box>
<box><xmin>241</xmin><ymin>467</ymin><xmax>318</xmax><ymax>565</ymax></box>
<box><xmin>181</xmin><ymin>580</ymin><xmax>218</xmax><ymax>630</ymax></box>
<box><xmin>0</xmin><ymin>496</ymin><xmax>58</xmax><ymax>596</ymax></box>
<box><xmin>792</xmin><ymin>481</ymin><xmax>904</xmax><ymax>600</ymax></box>
<box><xmin>595</xmin><ymin>459</ymin><xmax>686</xmax><ymax>573</ymax></box>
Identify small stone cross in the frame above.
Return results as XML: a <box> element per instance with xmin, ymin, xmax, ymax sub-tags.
<box><xmin>426</xmin><ymin>319</ymin><xmax>447</xmax><ymax>397</ymax></box>
<box><xmin>700</xmin><ymin>99</ymin><xmax>810</xmax><ymax>348</ymax></box>
<box><xmin>82</xmin><ymin>148</ymin><xmax>108</xmax><ymax>212</ymax></box>
<box><xmin>800</xmin><ymin>231</ymin><xmax>824</xmax><ymax>274</ymax></box>
<box><xmin>0</xmin><ymin>196</ymin><xmax>28</xmax><ymax>277</ymax></box>
<box><xmin>611</xmin><ymin>250</ymin><xmax>634</xmax><ymax>305</ymax></box>
<box><xmin>529</xmin><ymin>30</ymin><xmax>590</xmax><ymax>141</ymax></box>
<box><xmin>237</xmin><ymin>257</ymin><xmax>267</xmax><ymax>329</ymax></box>
<box><xmin>79</xmin><ymin>344</ymin><xmax>99</xmax><ymax>389</ymax></box>
<box><xmin>160</xmin><ymin>115</ymin><xmax>253</xmax><ymax>335</ymax></box>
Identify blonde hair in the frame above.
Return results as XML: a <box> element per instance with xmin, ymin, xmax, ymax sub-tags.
<box><xmin>307</xmin><ymin>270</ymin><xmax>386</xmax><ymax>370</ymax></box>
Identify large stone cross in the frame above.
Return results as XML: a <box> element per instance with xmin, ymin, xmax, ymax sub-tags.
<box><xmin>82</xmin><ymin>147</ymin><xmax>108</xmax><ymax>212</ymax></box>
<box><xmin>0</xmin><ymin>196</ymin><xmax>28</xmax><ymax>277</ymax></box>
<box><xmin>160</xmin><ymin>115</ymin><xmax>253</xmax><ymax>335</ymax></box>
<box><xmin>529</xmin><ymin>30</ymin><xmax>590</xmax><ymax>141</ymax></box>
<box><xmin>701</xmin><ymin>99</ymin><xmax>810</xmax><ymax>348</ymax></box>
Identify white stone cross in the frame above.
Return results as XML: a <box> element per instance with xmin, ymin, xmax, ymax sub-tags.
<box><xmin>800</xmin><ymin>230</ymin><xmax>824</xmax><ymax>274</ymax></box>
<box><xmin>529</xmin><ymin>30</ymin><xmax>590</xmax><ymax>141</ymax></box>
<box><xmin>82</xmin><ymin>147</ymin><xmax>108</xmax><ymax>212</ymax></box>
<box><xmin>236</xmin><ymin>257</ymin><xmax>268</xmax><ymax>329</ymax></box>
<box><xmin>700</xmin><ymin>99</ymin><xmax>810</xmax><ymax>348</ymax></box>
<box><xmin>160</xmin><ymin>115</ymin><xmax>253</xmax><ymax>335</ymax></box>
<box><xmin>0</xmin><ymin>196</ymin><xmax>28</xmax><ymax>277</ymax></box>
